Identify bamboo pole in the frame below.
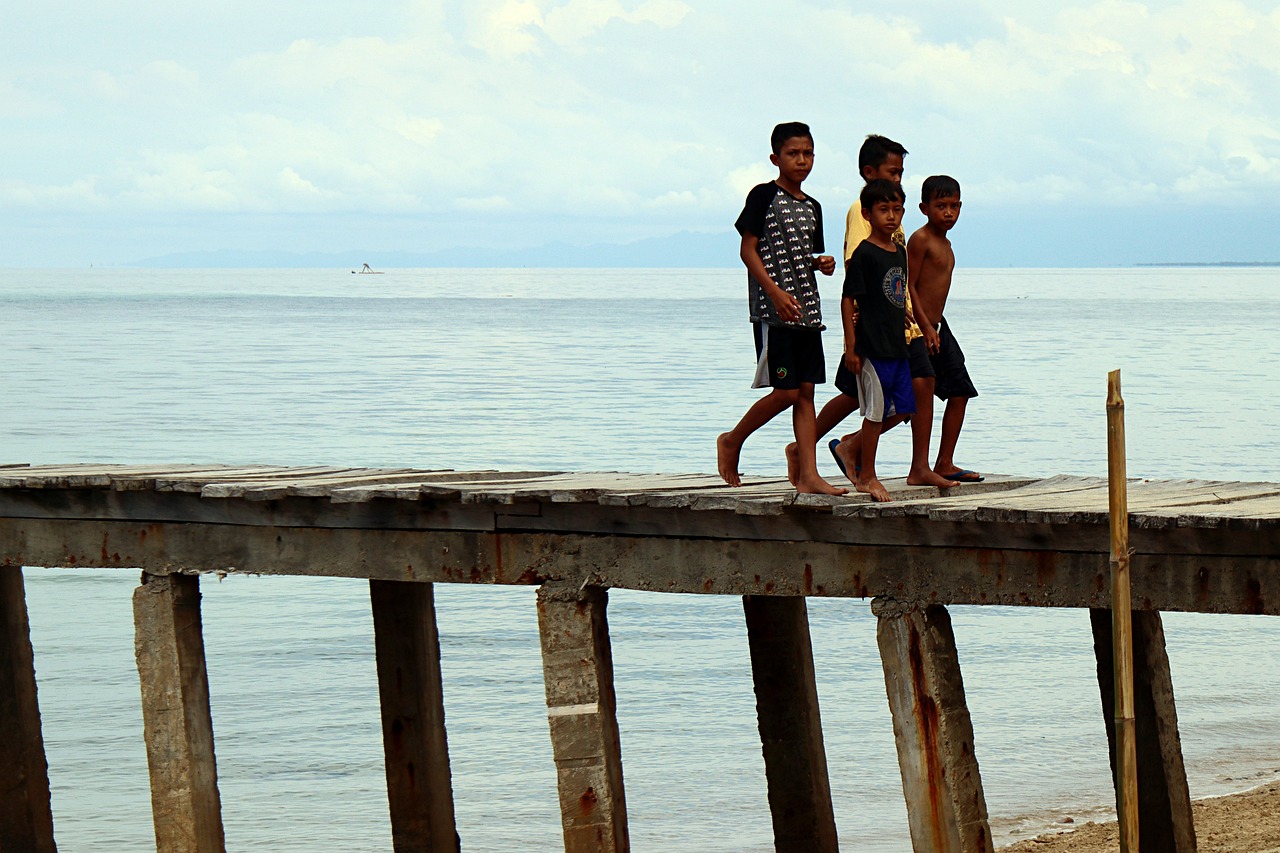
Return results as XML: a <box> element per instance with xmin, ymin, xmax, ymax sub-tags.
<box><xmin>1108</xmin><ymin>369</ymin><xmax>1139</xmax><ymax>852</ymax></box>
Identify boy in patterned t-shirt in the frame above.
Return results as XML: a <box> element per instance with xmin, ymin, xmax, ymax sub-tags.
<box><xmin>716</xmin><ymin>122</ymin><xmax>846</xmax><ymax>495</ymax></box>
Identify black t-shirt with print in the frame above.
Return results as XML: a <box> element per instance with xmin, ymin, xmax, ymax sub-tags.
<box><xmin>734</xmin><ymin>181</ymin><xmax>826</xmax><ymax>328</ymax></box>
<box><xmin>843</xmin><ymin>240</ymin><xmax>908</xmax><ymax>359</ymax></box>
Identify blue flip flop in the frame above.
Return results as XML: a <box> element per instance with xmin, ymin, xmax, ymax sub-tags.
<box><xmin>943</xmin><ymin>469</ymin><xmax>984</xmax><ymax>482</ymax></box>
<box><xmin>828</xmin><ymin>438</ymin><xmax>859</xmax><ymax>476</ymax></box>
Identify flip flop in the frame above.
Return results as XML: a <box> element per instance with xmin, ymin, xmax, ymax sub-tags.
<box><xmin>943</xmin><ymin>469</ymin><xmax>984</xmax><ymax>482</ymax></box>
<box><xmin>828</xmin><ymin>438</ymin><xmax>859</xmax><ymax>475</ymax></box>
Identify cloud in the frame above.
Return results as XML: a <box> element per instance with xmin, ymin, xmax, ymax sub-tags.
<box><xmin>2</xmin><ymin>0</ymin><xmax>1279</xmax><ymax>260</ymax></box>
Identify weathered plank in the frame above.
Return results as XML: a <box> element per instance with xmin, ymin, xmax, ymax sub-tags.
<box><xmin>133</xmin><ymin>572</ymin><xmax>225</xmax><ymax>853</ymax></box>
<box><xmin>0</xmin><ymin>567</ymin><xmax>56</xmax><ymax>853</ymax></box>
<box><xmin>742</xmin><ymin>596</ymin><xmax>838</xmax><ymax>853</ymax></box>
<box><xmin>371</xmin><ymin>580</ymin><xmax>459</xmax><ymax>853</ymax></box>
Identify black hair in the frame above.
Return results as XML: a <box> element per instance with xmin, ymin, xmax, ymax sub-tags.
<box><xmin>860</xmin><ymin>178</ymin><xmax>905</xmax><ymax>209</ymax></box>
<box><xmin>858</xmin><ymin>134</ymin><xmax>907</xmax><ymax>175</ymax></box>
<box><xmin>771</xmin><ymin>121</ymin><xmax>813</xmax><ymax>154</ymax></box>
<box><xmin>921</xmin><ymin>175</ymin><xmax>961</xmax><ymax>203</ymax></box>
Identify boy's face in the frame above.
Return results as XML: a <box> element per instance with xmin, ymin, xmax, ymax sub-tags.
<box><xmin>920</xmin><ymin>193</ymin><xmax>962</xmax><ymax>231</ymax></box>
<box><xmin>862</xmin><ymin>153</ymin><xmax>904</xmax><ymax>185</ymax></box>
<box><xmin>863</xmin><ymin>198</ymin><xmax>904</xmax><ymax>237</ymax></box>
<box><xmin>770</xmin><ymin>136</ymin><xmax>815</xmax><ymax>186</ymax></box>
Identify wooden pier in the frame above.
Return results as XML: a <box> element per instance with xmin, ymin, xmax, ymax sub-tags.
<box><xmin>2</xmin><ymin>462</ymin><xmax>1279</xmax><ymax>852</ymax></box>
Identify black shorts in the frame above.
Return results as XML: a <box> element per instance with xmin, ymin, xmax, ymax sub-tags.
<box><xmin>931</xmin><ymin>317</ymin><xmax>978</xmax><ymax>400</ymax></box>
<box><xmin>753</xmin><ymin>322</ymin><xmax>825</xmax><ymax>389</ymax></box>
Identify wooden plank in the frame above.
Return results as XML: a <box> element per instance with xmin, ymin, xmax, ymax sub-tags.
<box><xmin>200</xmin><ymin>469</ymin><xmax>438</xmax><ymax>500</ymax></box>
<box><xmin>371</xmin><ymin>581</ymin><xmax>459</xmax><ymax>852</ymax></box>
<box><xmin>133</xmin><ymin>572</ymin><xmax>225</xmax><ymax>853</ymax></box>
<box><xmin>0</xmin><ymin>567</ymin><xmax>56</xmax><ymax>853</ymax></box>
<box><xmin>834</xmin><ymin>476</ymin><xmax>1105</xmax><ymax>520</ymax></box>
<box><xmin>743</xmin><ymin>596</ymin><xmax>838</xmax><ymax>853</ymax></box>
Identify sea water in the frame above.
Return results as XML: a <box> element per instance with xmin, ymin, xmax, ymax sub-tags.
<box><xmin>3</xmin><ymin>266</ymin><xmax>1280</xmax><ymax>851</ymax></box>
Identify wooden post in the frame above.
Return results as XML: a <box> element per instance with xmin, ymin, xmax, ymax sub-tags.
<box><xmin>536</xmin><ymin>583</ymin><xmax>628</xmax><ymax>853</ymax></box>
<box><xmin>369</xmin><ymin>580</ymin><xmax>459</xmax><ymax>853</ymax></box>
<box><xmin>1091</xmin><ymin>609</ymin><xmax>1196</xmax><ymax>851</ymax></box>
<box><xmin>1107</xmin><ymin>369</ymin><xmax>1140</xmax><ymax>852</ymax></box>
<box><xmin>875</xmin><ymin>598</ymin><xmax>993</xmax><ymax>853</ymax></box>
<box><xmin>741</xmin><ymin>595</ymin><xmax>838</xmax><ymax>853</ymax></box>
<box><xmin>0</xmin><ymin>566</ymin><xmax>57</xmax><ymax>853</ymax></box>
<box><xmin>133</xmin><ymin>572</ymin><xmax>225</xmax><ymax>853</ymax></box>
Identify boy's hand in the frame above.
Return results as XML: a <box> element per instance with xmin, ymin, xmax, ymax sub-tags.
<box><xmin>923</xmin><ymin>323</ymin><xmax>940</xmax><ymax>354</ymax></box>
<box><xmin>815</xmin><ymin>255</ymin><xmax>836</xmax><ymax>276</ymax></box>
<box><xmin>767</xmin><ymin>284</ymin><xmax>803</xmax><ymax>322</ymax></box>
<box><xmin>844</xmin><ymin>351</ymin><xmax>862</xmax><ymax>375</ymax></box>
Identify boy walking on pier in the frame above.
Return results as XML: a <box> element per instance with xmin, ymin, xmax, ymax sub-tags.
<box><xmin>906</xmin><ymin>175</ymin><xmax>981</xmax><ymax>482</ymax></box>
<box><xmin>837</xmin><ymin>179</ymin><xmax>914</xmax><ymax>502</ymax></box>
<box><xmin>717</xmin><ymin>122</ymin><xmax>845</xmax><ymax>495</ymax></box>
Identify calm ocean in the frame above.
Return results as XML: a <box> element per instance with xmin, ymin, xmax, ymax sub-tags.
<box><xmin>3</xmin><ymin>266</ymin><xmax>1279</xmax><ymax>851</ymax></box>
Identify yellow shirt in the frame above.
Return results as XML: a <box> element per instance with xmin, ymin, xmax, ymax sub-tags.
<box><xmin>843</xmin><ymin>201</ymin><xmax>922</xmax><ymax>344</ymax></box>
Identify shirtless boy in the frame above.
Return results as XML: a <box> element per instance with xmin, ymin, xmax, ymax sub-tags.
<box><xmin>906</xmin><ymin>175</ymin><xmax>981</xmax><ymax>482</ymax></box>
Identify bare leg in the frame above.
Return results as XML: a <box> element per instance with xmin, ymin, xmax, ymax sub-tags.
<box><xmin>934</xmin><ymin>397</ymin><xmax>979</xmax><ymax>481</ymax></box>
<box><xmin>788</xmin><ymin>392</ymin><xmax>858</xmax><ymax>484</ymax></box>
<box><xmin>906</xmin><ymin>378</ymin><xmax>958</xmax><ymax>488</ymax></box>
<box><xmin>719</xmin><ymin>389</ymin><xmax>798</xmax><ymax>486</ymax></box>
<box><xmin>832</xmin><ymin>413</ymin><xmax>908</xmax><ymax>486</ymax></box>
<box><xmin>850</xmin><ymin>418</ymin><xmax>891</xmax><ymax>502</ymax></box>
<box><xmin>792</xmin><ymin>384</ymin><xmax>848</xmax><ymax>495</ymax></box>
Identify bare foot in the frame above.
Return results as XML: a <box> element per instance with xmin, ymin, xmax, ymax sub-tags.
<box><xmin>717</xmin><ymin>432</ymin><xmax>742</xmax><ymax>487</ymax></box>
<box><xmin>856</xmin><ymin>476</ymin><xmax>892</xmax><ymax>502</ymax></box>
<box><xmin>934</xmin><ymin>465</ymin><xmax>983</xmax><ymax>483</ymax></box>
<box><xmin>784</xmin><ymin>442</ymin><xmax>799</xmax><ymax>486</ymax></box>
<box><xmin>907</xmin><ymin>467</ymin><xmax>960</xmax><ymax>489</ymax></box>
<box><xmin>796</xmin><ymin>472</ymin><xmax>848</xmax><ymax>496</ymax></box>
<box><xmin>832</xmin><ymin>439</ymin><xmax>860</xmax><ymax>486</ymax></box>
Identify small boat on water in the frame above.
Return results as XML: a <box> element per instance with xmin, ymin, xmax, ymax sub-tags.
<box><xmin>352</xmin><ymin>263</ymin><xmax>384</xmax><ymax>274</ymax></box>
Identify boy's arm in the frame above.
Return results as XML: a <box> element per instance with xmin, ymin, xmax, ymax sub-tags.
<box><xmin>841</xmin><ymin>295</ymin><xmax>860</xmax><ymax>374</ymax></box>
<box><xmin>906</xmin><ymin>230</ymin><xmax>939</xmax><ymax>352</ymax></box>
<box><xmin>741</xmin><ymin>233</ymin><xmax>802</xmax><ymax>323</ymax></box>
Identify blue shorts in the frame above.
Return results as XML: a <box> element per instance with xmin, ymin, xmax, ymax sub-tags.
<box><xmin>856</xmin><ymin>357</ymin><xmax>915</xmax><ymax>423</ymax></box>
<box><xmin>752</xmin><ymin>322</ymin><xmax>825</xmax><ymax>390</ymax></box>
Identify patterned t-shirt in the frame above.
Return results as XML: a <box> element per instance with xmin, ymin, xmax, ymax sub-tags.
<box><xmin>734</xmin><ymin>182</ymin><xmax>826</xmax><ymax>328</ymax></box>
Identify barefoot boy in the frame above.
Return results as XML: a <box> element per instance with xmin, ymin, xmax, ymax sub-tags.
<box><xmin>836</xmin><ymin>179</ymin><xmax>916</xmax><ymax>502</ymax></box>
<box><xmin>717</xmin><ymin>122</ymin><xmax>845</xmax><ymax>495</ymax></box>
<box><xmin>906</xmin><ymin>175</ymin><xmax>981</xmax><ymax>482</ymax></box>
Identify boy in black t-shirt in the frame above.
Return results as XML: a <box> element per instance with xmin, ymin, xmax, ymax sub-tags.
<box><xmin>717</xmin><ymin>122</ymin><xmax>845</xmax><ymax>495</ymax></box>
<box><xmin>833</xmin><ymin>179</ymin><xmax>914</xmax><ymax>502</ymax></box>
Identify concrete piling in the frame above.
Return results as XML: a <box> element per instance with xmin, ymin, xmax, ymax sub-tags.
<box><xmin>0</xmin><ymin>566</ymin><xmax>56</xmax><ymax>853</ymax></box>
<box><xmin>536</xmin><ymin>583</ymin><xmax>628</xmax><ymax>853</ymax></box>
<box><xmin>1091</xmin><ymin>608</ymin><xmax>1196</xmax><ymax>851</ymax></box>
<box><xmin>370</xmin><ymin>579</ymin><xmax>460</xmax><ymax>853</ymax></box>
<box><xmin>875</xmin><ymin>598</ymin><xmax>992</xmax><ymax>853</ymax></box>
<box><xmin>133</xmin><ymin>572</ymin><xmax>225</xmax><ymax>853</ymax></box>
<box><xmin>742</xmin><ymin>595</ymin><xmax>838</xmax><ymax>853</ymax></box>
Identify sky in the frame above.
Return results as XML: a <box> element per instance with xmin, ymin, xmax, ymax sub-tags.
<box><xmin>4</xmin><ymin>0</ymin><xmax>1280</xmax><ymax>267</ymax></box>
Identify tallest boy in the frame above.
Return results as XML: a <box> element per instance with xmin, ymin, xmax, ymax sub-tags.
<box><xmin>717</xmin><ymin>122</ymin><xmax>845</xmax><ymax>495</ymax></box>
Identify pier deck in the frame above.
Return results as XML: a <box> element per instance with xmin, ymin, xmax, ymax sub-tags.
<box><xmin>2</xmin><ymin>463</ymin><xmax>1278</xmax><ymax>852</ymax></box>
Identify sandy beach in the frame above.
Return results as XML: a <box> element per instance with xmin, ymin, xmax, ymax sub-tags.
<box><xmin>1001</xmin><ymin>781</ymin><xmax>1280</xmax><ymax>852</ymax></box>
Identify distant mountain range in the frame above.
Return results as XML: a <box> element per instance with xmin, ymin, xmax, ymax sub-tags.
<box><xmin>127</xmin><ymin>231</ymin><xmax>737</xmax><ymax>269</ymax></box>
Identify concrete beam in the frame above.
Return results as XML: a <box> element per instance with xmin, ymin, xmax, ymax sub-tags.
<box><xmin>536</xmin><ymin>584</ymin><xmax>628</xmax><ymax>853</ymax></box>
<box><xmin>0</xmin><ymin>566</ymin><xmax>56</xmax><ymax>853</ymax></box>
<box><xmin>742</xmin><ymin>595</ymin><xmax>838</xmax><ymax>853</ymax></box>
<box><xmin>1090</xmin><ymin>609</ymin><xmax>1196</xmax><ymax>852</ymax></box>
<box><xmin>370</xmin><ymin>580</ymin><xmax>459</xmax><ymax>853</ymax></box>
<box><xmin>875</xmin><ymin>599</ymin><xmax>992</xmax><ymax>853</ymax></box>
<box><xmin>133</xmin><ymin>572</ymin><xmax>225</xmax><ymax>853</ymax></box>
